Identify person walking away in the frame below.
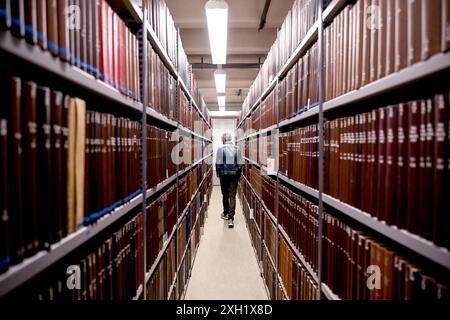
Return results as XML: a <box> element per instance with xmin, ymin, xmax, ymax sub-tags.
<box><xmin>215</xmin><ymin>133</ymin><xmax>243</xmax><ymax>228</ymax></box>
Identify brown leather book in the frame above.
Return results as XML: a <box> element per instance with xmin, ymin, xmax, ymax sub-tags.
<box><xmin>421</xmin><ymin>0</ymin><xmax>442</xmax><ymax>60</ymax></box>
<box><xmin>80</xmin><ymin>0</ymin><xmax>87</xmax><ymax>71</ymax></box>
<box><xmin>355</xmin><ymin>0</ymin><xmax>364</xmax><ymax>89</ymax></box>
<box><xmin>432</xmin><ymin>93</ymin><xmax>449</xmax><ymax>248</ymax></box>
<box><xmin>36</xmin><ymin>86</ymin><xmax>52</xmax><ymax>250</ymax></box>
<box><xmin>385</xmin><ymin>105</ymin><xmax>398</xmax><ymax>226</ymax></box>
<box><xmin>443</xmin><ymin>0</ymin><xmax>450</xmax><ymax>52</ymax></box>
<box><xmin>46</xmin><ymin>0</ymin><xmax>58</xmax><ymax>55</ymax></box>
<box><xmin>377</xmin><ymin>0</ymin><xmax>387</xmax><ymax>80</ymax></box>
<box><xmin>417</xmin><ymin>100</ymin><xmax>427</xmax><ymax>237</ymax></box>
<box><xmin>61</xmin><ymin>96</ymin><xmax>70</xmax><ymax>237</ymax></box>
<box><xmin>10</xmin><ymin>0</ymin><xmax>25</xmax><ymax>37</ymax></box>
<box><xmin>370</xmin><ymin>0</ymin><xmax>379</xmax><ymax>83</ymax></box>
<box><xmin>396</xmin><ymin>103</ymin><xmax>408</xmax><ymax>229</ymax></box>
<box><xmin>22</xmin><ymin>82</ymin><xmax>39</xmax><ymax>256</ymax></box>
<box><xmin>0</xmin><ymin>0</ymin><xmax>11</xmax><ymax>30</ymax></box>
<box><xmin>50</xmin><ymin>91</ymin><xmax>64</xmax><ymax>243</ymax></box>
<box><xmin>371</xmin><ymin>109</ymin><xmax>381</xmax><ymax>218</ymax></box>
<box><xmin>422</xmin><ymin>99</ymin><xmax>434</xmax><ymax>240</ymax></box>
<box><xmin>7</xmin><ymin>77</ymin><xmax>25</xmax><ymax>264</ymax></box>
<box><xmin>395</xmin><ymin>0</ymin><xmax>408</xmax><ymax>72</ymax></box>
<box><xmin>36</xmin><ymin>0</ymin><xmax>47</xmax><ymax>50</ymax></box>
<box><xmin>362</xmin><ymin>0</ymin><xmax>372</xmax><ymax>86</ymax></box>
<box><xmin>406</xmin><ymin>101</ymin><xmax>420</xmax><ymax>233</ymax></box>
<box><xmin>0</xmin><ymin>117</ymin><xmax>8</xmax><ymax>273</ymax></box>
<box><xmin>57</xmin><ymin>0</ymin><xmax>70</xmax><ymax>61</ymax></box>
<box><xmin>24</xmin><ymin>0</ymin><xmax>37</xmax><ymax>44</ymax></box>
<box><xmin>342</xmin><ymin>6</ymin><xmax>349</xmax><ymax>95</ymax></box>
<box><xmin>385</xmin><ymin>0</ymin><xmax>396</xmax><ymax>76</ymax></box>
<box><xmin>407</xmin><ymin>0</ymin><xmax>422</xmax><ymax>66</ymax></box>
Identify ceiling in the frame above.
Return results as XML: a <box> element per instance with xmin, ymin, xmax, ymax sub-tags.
<box><xmin>165</xmin><ymin>0</ymin><xmax>294</xmax><ymax>112</ymax></box>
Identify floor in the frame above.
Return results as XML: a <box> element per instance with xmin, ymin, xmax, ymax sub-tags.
<box><xmin>184</xmin><ymin>187</ymin><xmax>268</xmax><ymax>300</ymax></box>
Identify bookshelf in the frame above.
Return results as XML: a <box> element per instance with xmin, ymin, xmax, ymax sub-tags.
<box><xmin>0</xmin><ymin>0</ymin><xmax>212</xmax><ymax>300</ymax></box>
<box><xmin>0</xmin><ymin>31</ymin><xmax>143</xmax><ymax>113</ymax></box>
<box><xmin>237</xmin><ymin>0</ymin><xmax>450</xmax><ymax>300</ymax></box>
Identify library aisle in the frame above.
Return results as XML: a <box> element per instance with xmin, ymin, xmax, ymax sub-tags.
<box><xmin>185</xmin><ymin>188</ymin><xmax>268</xmax><ymax>300</ymax></box>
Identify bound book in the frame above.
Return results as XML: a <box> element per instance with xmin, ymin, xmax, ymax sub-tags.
<box><xmin>22</xmin><ymin>82</ymin><xmax>39</xmax><ymax>256</ymax></box>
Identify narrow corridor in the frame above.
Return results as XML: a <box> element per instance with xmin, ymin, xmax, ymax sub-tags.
<box><xmin>185</xmin><ymin>187</ymin><xmax>268</xmax><ymax>300</ymax></box>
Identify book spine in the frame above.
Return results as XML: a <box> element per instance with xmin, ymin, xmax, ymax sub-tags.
<box><xmin>24</xmin><ymin>0</ymin><xmax>37</xmax><ymax>44</ymax></box>
<box><xmin>10</xmin><ymin>0</ymin><xmax>25</xmax><ymax>37</ymax></box>
<box><xmin>22</xmin><ymin>82</ymin><xmax>39</xmax><ymax>256</ymax></box>
<box><xmin>36</xmin><ymin>0</ymin><xmax>47</xmax><ymax>50</ymax></box>
<box><xmin>36</xmin><ymin>86</ymin><xmax>51</xmax><ymax>250</ymax></box>
<box><xmin>0</xmin><ymin>0</ymin><xmax>12</xmax><ymax>30</ymax></box>
<box><xmin>0</xmin><ymin>117</ymin><xmax>8</xmax><ymax>273</ymax></box>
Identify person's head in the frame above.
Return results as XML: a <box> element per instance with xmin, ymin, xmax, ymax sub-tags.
<box><xmin>222</xmin><ymin>133</ymin><xmax>232</xmax><ymax>144</ymax></box>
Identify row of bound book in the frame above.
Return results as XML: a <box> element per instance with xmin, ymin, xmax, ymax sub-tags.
<box><xmin>146</xmin><ymin>42</ymin><xmax>177</xmax><ymax>121</ymax></box>
<box><xmin>146</xmin><ymin>125</ymin><xmax>176</xmax><ymax>190</ymax></box>
<box><xmin>241</xmin><ymin>179</ymin><xmax>264</xmax><ymax>236</ymax></box>
<box><xmin>84</xmin><ymin>111</ymin><xmax>141</xmax><ymax>223</ymax></box>
<box><xmin>33</xmin><ymin>212</ymin><xmax>144</xmax><ymax>300</ymax></box>
<box><xmin>279</xmin><ymin>124</ymin><xmax>320</xmax><ymax>190</ymax></box>
<box><xmin>324</xmin><ymin>92</ymin><xmax>450</xmax><ymax>250</ymax></box>
<box><xmin>278</xmin><ymin>234</ymin><xmax>318</xmax><ymax>300</ymax></box>
<box><xmin>279</xmin><ymin>42</ymin><xmax>320</xmax><ymax>123</ymax></box>
<box><xmin>263</xmin><ymin>212</ymin><xmax>277</xmax><ymax>270</ymax></box>
<box><xmin>262</xmin><ymin>242</ymin><xmax>277</xmax><ymax>299</ymax></box>
<box><xmin>0</xmin><ymin>0</ymin><xmax>140</xmax><ymax>100</ymax></box>
<box><xmin>261</xmin><ymin>175</ymin><xmax>276</xmax><ymax>219</ymax></box>
<box><xmin>144</xmin><ymin>0</ymin><xmax>177</xmax><ymax>72</ymax></box>
<box><xmin>322</xmin><ymin>211</ymin><xmax>450</xmax><ymax>300</ymax></box>
<box><xmin>278</xmin><ymin>183</ymin><xmax>319</xmax><ymax>275</ymax></box>
<box><xmin>240</xmin><ymin>0</ymin><xmax>319</xmax><ymax>117</ymax></box>
<box><xmin>248</xmin><ymin>165</ymin><xmax>262</xmax><ymax>198</ymax></box>
<box><xmin>144</xmin><ymin>0</ymin><xmax>210</xmax><ymax>127</ymax></box>
<box><xmin>146</xmin><ymin>185</ymin><xmax>177</xmax><ymax>272</ymax></box>
<box><xmin>325</xmin><ymin>0</ymin><xmax>450</xmax><ymax>102</ymax></box>
<box><xmin>0</xmin><ymin>76</ymin><xmax>140</xmax><ymax>273</ymax></box>
<box><xmin>146</xmin><ymin>233</ymin><xmax>176</xmax><ymax>300</ymax></box>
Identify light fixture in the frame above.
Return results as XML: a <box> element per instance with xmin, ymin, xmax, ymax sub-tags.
<box><xmin>218</xmin><ymin>95</ymin><xmax>226</xmax><ymax>110</ymax></box>
<box><xmin>205</xmin><ymin>0</ymin><xmax>228</xmax><ymax>64</ymax></box>
<box><xmin>214</xmin><ymin>69</ymin><xmax>227</xmax><ymax>94</ymax></box>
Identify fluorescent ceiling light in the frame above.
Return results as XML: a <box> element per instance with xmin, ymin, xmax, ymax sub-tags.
<box><xmin>205</xmin><ymin>0</ymin><xmax>228</xmax><ymax>64</ymax></box>
<box><xmin>214</xmin><ymin>69</ymin><xmax>227</xmax><ymax>94</ymax></box>
<box><xmin>218</xmin><ymin>95</ymin><xmax>226</xmax><ymax>107</ymax></box>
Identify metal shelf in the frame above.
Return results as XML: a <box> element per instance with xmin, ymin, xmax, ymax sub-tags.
<box><xmin>278</xmin><ymin>105</ymin><xmax>320</xmax><ymax>128</ymax></box>
<box><xmin>146</xmin><ymin>173</ymin><xmax>178</xmax><ymax>200</ymax></box>
<box><xmin>121</xmin><ymin>0</ymin><xmax>144</xmax><ymax>22</ymax></box>
<box><xmin>242</xmin><ymin>175</ymin><xmax>276</xmax><ymax>225</ymax></box>
<box><xmin>178</xmin><ymin>125</ymin><xmax>211</xmax><ymax>143</ymax></box>
<box><xmin>321</xmin><ymin>283</ymin><xmax>341</xmax><ymax>300</ymax></box>
<box><xmin>0</xmin><ymin>32</ymin><xmax>143</xmax><ymax>113</ymax></box>
<box><xmin>279</xmin><ymin>225</ymin><xmax>319</xmax><ymax>284</ymax></box>
<box><xmin>243</xmin><ymin>156</ymin><xmax>261</xmax><ymax>167</ymax></box>
<box><xmin>277</xmin><ymin>274</ymin><xmax>290</xmax><ymax>300</ymax></box>
<box><xmin>0</xmin><ymin>192</ymin><xmax>143</xmax><ymax>297</ymax></box>
<box><xmin>145</xmin><ymin>226</ymin><xmax>177</xmax><ymax>284</ymax></box>
<box><xmin>146</xmin><ymin>107</ymin><xmax>178</xmax><ymax>128</ymax></box>
<box><xmin>277</xmin><ymin>173</ymin><xmax>320</xmax><ymax>199</ymax></box>
<box><xmin>323</xmin><ymin>52</ymin><xmax>450</xmax><ymax>112</ymax></box>
<box><xmin>237</xmin><ymin>124</ymin><xmax>278</xmax><ymax>142</ymax></box>
<box><xmin>322</xmin><ymin>194</ymin><xmax>450</xmax><ymax>269</ymax></box>
<box><xmin>323</xmin><ymin>0</ymin><xmax>349</xmax><ymax>23</ymax></box>
<box><xmin>133</xmin><ymin>284</ymin><xmax>143</xmax><ymax>300</ymax></box>
<box><xmin>263</xmin><ymin>241</ymin><xmax>277</xmax><ymax>272</ymax></box>
<box><xmin>178</xmin><ymin>168</ymin><xmax>212</xmax><ymax>224</ymax></box>
<box><xmin>260</xmin><ymin>78</ymin><xmax>278</xmax><ymax>102</ymax></box>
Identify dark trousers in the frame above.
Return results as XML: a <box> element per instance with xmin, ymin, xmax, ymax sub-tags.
<box><xmin>220</xmin><ymin>176</ymin><xmax>239</xmax><ymax>220</ymax></box>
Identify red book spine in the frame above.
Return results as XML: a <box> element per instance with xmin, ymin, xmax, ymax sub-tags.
<box><xmin>385</xmin><ymin>105</ymin><xmax>398</xmax><ymax>226</ymax></box>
